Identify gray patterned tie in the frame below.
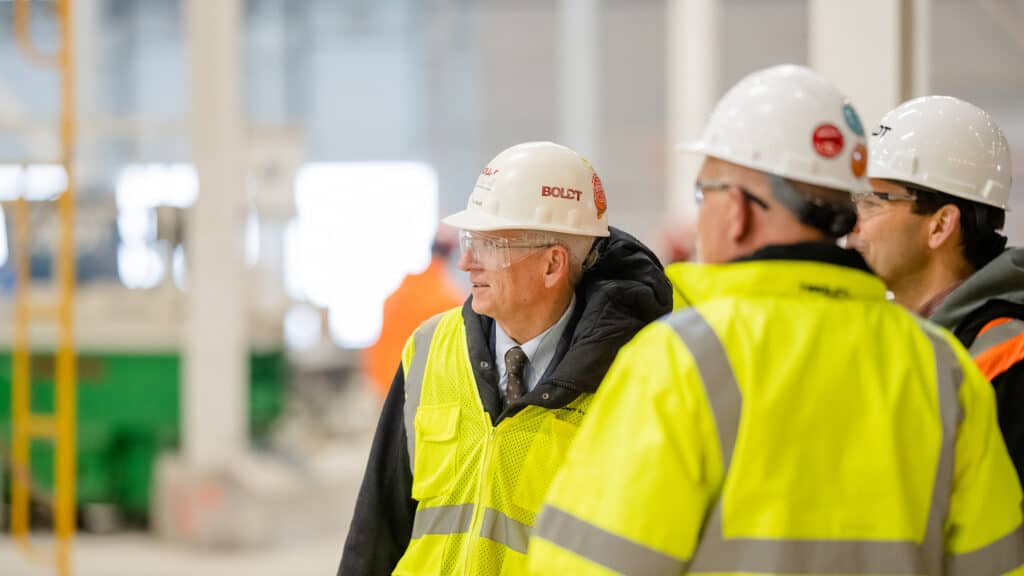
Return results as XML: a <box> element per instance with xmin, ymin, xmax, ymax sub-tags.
<box><xmin>504</xmin><ymin>346</ymin><xmax>528</xmax><ymax>402</ymax></box>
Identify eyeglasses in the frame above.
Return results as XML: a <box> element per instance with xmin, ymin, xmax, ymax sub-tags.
<box><xmin>694</xmin><ymin>180</ymin><xmax>771</xmax><ymax>210</ymax></box>
<box><xmin>458</xmin><ymin>230</ymin><xmax>556</xmax><ymax>270</ymax></box>
<box><xmin>852</xmin><ymin>190</ymin><xmax>917</xmax><ymax>216</ymax></box>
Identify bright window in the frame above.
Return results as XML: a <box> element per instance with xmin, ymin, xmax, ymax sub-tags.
<box><xmin>115</xmin><ymin>163</ymin><xmax>199</xmax><ymax>289</ymax></box>
<box><xmin>0</xmin><ymin>163</ymin><xmax>69</xmax><ymax>271</ymax></box>
<box><xmin>115</xmin><ymin>163</ymin><xmax>264</xmax><ymax>289</ymax></box>
<box><xmin>0</xmin><ymin>164</ymin><xmax>67</xmax><ymax>202</ymax></box>
<box><xmin>289</xmin><ymin>162</ymin><xmax>438</xmax><ymax>348</ymax></box>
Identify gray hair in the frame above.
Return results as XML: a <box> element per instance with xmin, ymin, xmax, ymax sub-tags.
<box><xmin>508</xmin><ymin>230</ymin><xmax>598</xmax><ymax>286</ymax></box>
<box><xmin>547</xmin><ymin>232</ymin><xmax>597</xmax><ymax>286</ymax></box>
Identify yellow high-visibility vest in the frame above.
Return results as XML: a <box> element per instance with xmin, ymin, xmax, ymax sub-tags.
<box><xmin>529</xmin><ymin>259</ymin><xmax>1024</xmax><ymax>575</ymax></box>
<box><xmin>394</xmin><ymin>307</ymin><xmax>592</xmax><ymax>575</ymax></box>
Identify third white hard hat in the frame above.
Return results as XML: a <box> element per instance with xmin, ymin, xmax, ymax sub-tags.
<box><xmin>680</xmin><ymin>64</ymin><xmax>870</xmax><ymax>194</ymax></box>
<box><xmin>442</xmin><ymin>141</ymin><xmax>610</xmax><ymax>237</ymax></box>
<box><xmin>868</xmin><ymin>95</ymin><xmax>1012</xmax><ymax>210</ymax></box>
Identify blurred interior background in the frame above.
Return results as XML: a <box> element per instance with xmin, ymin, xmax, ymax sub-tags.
<box><xmin>0</xmin><ymin>0</ymin><xmax>1021</xmax><ymax>574</ymax></box>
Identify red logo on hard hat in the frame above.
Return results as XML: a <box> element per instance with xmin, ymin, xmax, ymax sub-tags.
<box><xmin>542</xmin><ymin>185</ymin><xmax>582</xmax><ymax>201</ymax></box>
<box><xmin>481</xmin><ymin>166</ymin><xmax>500</xmax><ymax>176</ymax></box>
<box><xmin>812</xmin><ymin>124</ymin><xmax>845</xmax><ymax>158</ymax></box>
<box><xmin>593</xmin><ymin>173</ymin><xmax>607</xmax><ymax>219</ymax></box>
<box><xmin>851</xmin><ymin>143</ymin><xmax>868</xmax><ymax>178</ymax></box>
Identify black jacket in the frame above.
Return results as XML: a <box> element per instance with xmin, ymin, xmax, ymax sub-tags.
<box><xmin>337</xmin><ymin>227</ymin><xmax>673</xmax><ymax>575</ymax></box>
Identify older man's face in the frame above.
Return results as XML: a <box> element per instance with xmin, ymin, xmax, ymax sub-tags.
<box><xmin>457</xmin><ymin>230</ymin><xmax>553</xmax><ymax>323</ymax></box>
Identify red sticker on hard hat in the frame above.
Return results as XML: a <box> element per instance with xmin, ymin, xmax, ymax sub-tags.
<box><xmin>593</xmin><ymin>173</ymin><xmax>607</xmax><ymax>219</ymax></box>
<box><xmin>850</xmin><ymin>143</ymin><xmax>867</xmax><ymax>178</ymax></box>
<box><xmin>812</xmin><ymin>124</ymin><xmax>845</xmax><ymax>158</ymax></box>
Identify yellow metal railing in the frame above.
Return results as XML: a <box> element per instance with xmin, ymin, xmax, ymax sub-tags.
<box><xmin>10</xmin><ymin>1</ymin><xmax>78</xmax><ymax>575</ymax></box>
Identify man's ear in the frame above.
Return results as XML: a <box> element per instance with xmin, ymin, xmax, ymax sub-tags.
<box><xmin>726</xmin><ymin>188</ymin><xmax>751</xmax><ymax>244</ymax></box>
<box><xmin>543</xmin><ymin>246</ymin><xmax>570</xmax><ymax>288</ymax></box>
<box><xmin>927</xmin><ymin>204</ymin><xmax>961</xmax><ymax>250</ymax></box>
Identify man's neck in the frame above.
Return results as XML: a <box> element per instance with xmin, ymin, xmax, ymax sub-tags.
<box><xmin>892</xmin><ymin>256</ymin><xmax>973</xmax><ymax>316</ymax></box>
<box><xmin>496</xmin><ymin>289</ymin><xmax>574</xmax><ymax>344</ymax></box>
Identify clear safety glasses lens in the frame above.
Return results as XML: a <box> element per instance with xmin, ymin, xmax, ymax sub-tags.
<box><xmin>853</xmin><ymin>191</ymin><xmax>916</xmax><ymax>215</ymax></box>
<box><xmin>458</xmin><ymin>230</ymin><xmax>554</xmax><ymax>270</ymax></box>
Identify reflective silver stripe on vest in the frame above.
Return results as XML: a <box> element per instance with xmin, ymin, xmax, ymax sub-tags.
<box><xmin>664</xmin><ymin>309</ymin><xmax>742</xmax><ymax>471</ymax></box>
<box><xmin>480</xmin><ymin>508</ymin><xmax>531</xmax><ymax>555</ymax></box>
<box><xmin>969</xmin><ymin>319</ymin><xmax>1024</xmax><ymax>359</ymax></box>
<box><xmin>922</xmin><ymin>326</ymin><xmax>962</xmax><ymax>575</ymax></box>
<box><xmin>411</xmin><ymin>503</ymin><xmax>476</xmax><ymax>539</ymax></box>
<box><xmin>678</xmin><ymin>313</ymin><xmax>963</xmax><ymax>574</ymax></box>
<box><xmin>533</xmin><ymin>505</ymin><xmax>689</xmax><ymax>575</ymax></box>
<box><xmin>947</xmin><ymin>523</ymin><xmax>1024</xmax><ymax>576</ymax></box>
<box><xmin>403</xmin><ymin>313</ymin><xmax>445</xmax><ymax>471</ymax></box>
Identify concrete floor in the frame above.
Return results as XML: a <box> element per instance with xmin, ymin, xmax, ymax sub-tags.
<box><xmin>0</xmin><ymin>530</ymin><xmax>346</xmax><ymax>576</ymax></box>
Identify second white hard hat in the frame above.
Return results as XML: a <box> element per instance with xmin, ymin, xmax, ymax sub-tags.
<box><xmin>443</xmin><ymin>141</ymin><xmax>610</xmax><ymax>237</ymax></box>
<box><xmin>869</xmin><ymin>95</ymin><xmax>1012</xmax><ymax>210</ymax></box>
<box><xmin>680</xmin><ymin>64</ymin><xmax>870</xmax><ymax>194</ymax></box>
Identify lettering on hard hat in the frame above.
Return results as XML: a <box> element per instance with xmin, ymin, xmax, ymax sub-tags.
<box><xmin>851</xmin><ymin>143</ymin><xmax>868</xmax><ymax>178</ymax></box>
<box><xmin>541</xmin><ymin>186</ymin><xmax>582</xmax><ymax>201</ymax></box>
<box><xmin>593</xmin><ymin>173</ymin><xmax>607</xmax><ymax>219</ymax></box>
<box><xmin>812</xmin><ymin>124</ymin><xmax>845</xmax><ymax>158</ymax></box>
<box><xmin>481</xmin><ymin>167</ymin><xmax>500</xmax><ymax>176</ymax></box>
<box><xmin>872</xmin><ymin>125</ymin><xmax>892</xmax><ymax>139</ymax></box>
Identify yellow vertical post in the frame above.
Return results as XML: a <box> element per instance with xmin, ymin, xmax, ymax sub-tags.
<box><xmin>9</xmin><ymin>1</ymin><xmax>77</xmax><ymax>574</ymax></box>
<box><xmin>54</xmin><ymin>0</ymin><xmax>78</xmax><ymax>573</ymax></box>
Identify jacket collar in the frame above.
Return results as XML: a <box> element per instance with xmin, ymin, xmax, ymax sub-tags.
<box><xmin>666</xmin><ymin>242</ymin><xmax>886</xmax><ymax>308</ymax></box>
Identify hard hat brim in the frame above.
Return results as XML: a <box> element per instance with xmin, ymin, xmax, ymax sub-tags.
<box><xmin>442</xmin><ymin>208</ymin><xmax>610</xmax><ymax>237</ymax></box>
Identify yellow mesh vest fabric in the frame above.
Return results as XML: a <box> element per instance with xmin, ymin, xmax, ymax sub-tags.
<box><xmin>394</xmin><ymin>308</ymin><xmax>593</xmax><ymax>576</ymax></box>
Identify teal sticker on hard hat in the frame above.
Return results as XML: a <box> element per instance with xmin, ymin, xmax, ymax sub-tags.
<box><xmin>843</xmin><ymin>103</ymin><xmax>864</xmax><ymax>136</ymax></box>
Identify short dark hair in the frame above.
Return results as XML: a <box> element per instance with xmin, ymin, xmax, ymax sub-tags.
<box><xmin>782</xmin><ymin>179</ymin><xmax>858</xmax><ymax>238</ymax></box>
<box><xmin>906</xmin><ymin>183</ymin><xmax>1007</xmax><ymax>271</ymax></box>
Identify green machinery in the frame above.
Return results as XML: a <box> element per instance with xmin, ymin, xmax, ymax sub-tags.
<box><xmin>0</xmin><ymin>349</ymin><xmax>285</xmax><ymax>520</ymax></box>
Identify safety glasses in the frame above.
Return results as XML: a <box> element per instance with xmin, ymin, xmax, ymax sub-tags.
<box><xmin>458</xmin><ymin>230</ymin><xmax>555</xmax><ymax>270</ymax></box>
<box><xmin>694</xmin><ymin>180</ymin><xmax>771</xmax><ymax>210</ymax></box>
<box><xmin>852</xmin><ymin>190</ymin><xmax>917</xmax><ymax>216</ymax></box>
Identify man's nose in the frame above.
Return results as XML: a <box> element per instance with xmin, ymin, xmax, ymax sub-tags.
<box><xmin>457</xmin><ymin>249</ymin><xmax>477</xmax><ymax>271</ymax></box>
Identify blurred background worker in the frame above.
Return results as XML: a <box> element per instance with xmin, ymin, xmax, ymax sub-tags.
<box><xmin>528</xmin><ymin>66</ymin><xmax>1024</xmax><ymax>576</ymax></box>
<box><xmin>362</xmin><ymin>225</ymin><xmax>465</xmax><ymax>399</ymax></box>
<box><xmin>338</xmin><ymin>141</ymin><xmax>672</xmax><ymax>575</ymax></box>
<box><xmin>850</xmin><ymin>96</ymin><xmax>1024</xmax><ymax>481</ymax></box>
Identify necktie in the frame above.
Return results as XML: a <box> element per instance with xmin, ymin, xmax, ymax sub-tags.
<box><xmin>504</xmin><ymin>346</ymin><xmax>528</xmax><ymax>402</ymax></box>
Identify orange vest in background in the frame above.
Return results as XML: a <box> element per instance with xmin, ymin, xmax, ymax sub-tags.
<box><xmin>364</xmin><ymin>257</ymin><xmax>465</xmax><ymax>398</ymax></box>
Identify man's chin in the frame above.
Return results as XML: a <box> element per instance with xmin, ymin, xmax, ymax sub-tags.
<box><xmin>470</xmin><ymin>298</ymin><xmax>489</xmax><ymax>316</ymax></box>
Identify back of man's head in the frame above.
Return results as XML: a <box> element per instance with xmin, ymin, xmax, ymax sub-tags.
<box><xmin>680</xmin><ymin>65</ymin><xmax>868</xmax><ymax>262</ymax></box>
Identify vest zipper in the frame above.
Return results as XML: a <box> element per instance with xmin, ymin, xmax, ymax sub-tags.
<box><xmin>463</xmin><ymin>425</ymin><xmax>496</xmax><ymax>575</ymax></box>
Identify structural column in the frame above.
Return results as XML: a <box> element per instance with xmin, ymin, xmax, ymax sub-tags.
<box><xmin>666</xmin><ymin>0</ymin><xmax>721</xmax><ymax>223</ymax></box>
<box><xmin>559</xmin><ymin>0</ymin><xmax>600</xmax><ymax>165</ymax></box>
<box><xmin>809</xmin><ymin>0</ymin><xmax>930</xmax><ymax>130</ymax></box>
<box><xmin>184</xmin><ymin>0</ymin><xmax>248</xmax><ymax>467</ymax></box>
